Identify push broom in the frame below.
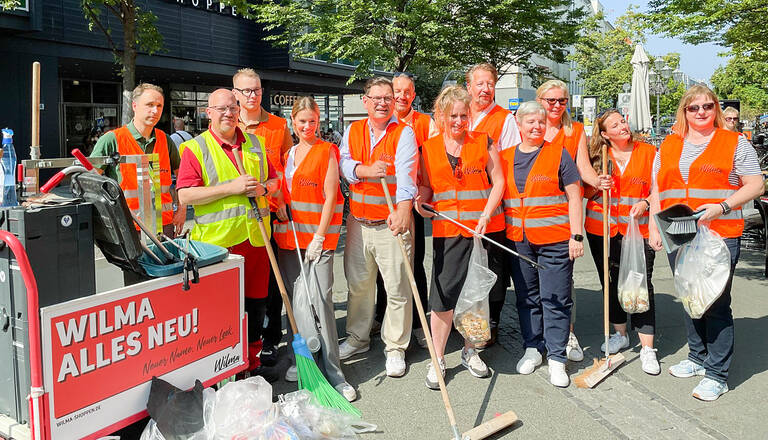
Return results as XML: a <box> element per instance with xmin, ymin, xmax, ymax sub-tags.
<box><xmin>232</xmin><ymin>148</ymin><xmax>360</xmax><ymax>416</ymax></box>
<box><xmin>380</xmin><ymin>178</ymin><xmax>518</xmax><ymax>440</ymax></box>
<box><xmin>574</xmin><ymin>144</ymin><xmax>625</xmax><ymax>388</ymax></box>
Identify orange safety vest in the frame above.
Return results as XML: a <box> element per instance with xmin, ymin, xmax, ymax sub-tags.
<box><xmin>473</xmin><ymin>105</ymin><xmax>510</xmax><ymax>145</ymax></box>
<box><xmin>501</xmin><ymin>144</ymin><xmax>571</xmax><ymax>244</ymax></box>
<box><xmin>347</xmin><ymin>119</ymin><xmax>406</xmax><ymax>221</ymax></box>
<box><xmin>273</xmin><ymin>141</ymin><xmax>344</xmax><ymax>250</ymax></box>
<box><xmin>422</xmin><ymin>132</ymin><xmax>504</xmax><ymax>237</ymax></box>
<box><xmin>114</xmin><ymin>125</ymin><xmax>174</xmax><ymax>226</ymax></box>
<box><xmin>400</xmin><ymin>110</ymin><xmax>432</xmax><ymax>146</ymax></box>
<box><xmin>584</xmin><ymin>141</ymin><xmax>654</xmax><ymax>238</ymax></box>
<box><xmin>241</xmin><ymin>112</ymin><xmax>288</xmax><ymax>211</ymax></box>
<box><xmin>657</xmin><ymin>129</ymin><xmax>743</xmax><ymax>238</ymax></box>
<box><xmin>549</xmin><ymin>121</ymin><xmax>584</xmax><ymax>160</ymax></box>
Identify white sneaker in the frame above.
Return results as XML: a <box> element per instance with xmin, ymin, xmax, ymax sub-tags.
<box><xmin>385</xmin><ymin>351</ymin><xmax>406</xmax><ymax>377</ymax></box>
<box><xmin>640</xmin><ymin>346</ymin><xmax>660</xmax><ymax>375</ymax></box>
<box><xmin>425</xmin><ymin>357</ymin><xmax>446</xmax><ymax>390</ymax></box>
<box><xmin>566</xmin><ymin>332</ymin><xmax>584</xmax><ymax>362</ymax></box>
<box><xmin>334</xmin><ymin>382</ymin><xmax>357</xmax><ymax>402</ymax></box>
<box><xmin>600</xmin><ymin>332</ymin><xmax>630</xmax><ymax>354</ymax></box>
<box><xmin>285</xmin><ymin>365</ymin><xmax>297</xmax><ymax>382</ymax></box>
<box><xmin>548</xmin><ymin>359</ymin><xmax>570</xmax><ymax>387</ymax></box>
<box><xmin>338</xmin><ymin>340</ymin><xmax>370</xmax><ymax>360</ymax></box>
<box><xmin>461</xmin><ymin>347</ymin><xmax>490</xmax><ymax>378</ymax></box>
<box><xmin>516</xmin><ymin>348</ymin><xmax>542</xmax><ymax>375</ymax></box>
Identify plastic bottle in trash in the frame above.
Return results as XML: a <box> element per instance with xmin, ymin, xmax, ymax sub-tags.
<box><xmin>1</xmin><ymin>128</ymin><xmax>18</xmax><ymax>207</ymax></box>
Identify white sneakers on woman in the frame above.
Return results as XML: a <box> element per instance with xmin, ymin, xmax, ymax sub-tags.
<box><xmin>640</xmin><ymin>346</ymin><xmax>660</xmax><ymax>375</ymax></box>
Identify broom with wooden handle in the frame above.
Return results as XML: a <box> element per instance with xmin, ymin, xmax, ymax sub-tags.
<box><xmin>380</xmin><ymin>178</ymin><xmax>517</xmax><ymax>440</ymax></box>
<box><xmin>233</xmin><ymin>147</ymin><xmax>360</xmax><ymax>416</ymax></box>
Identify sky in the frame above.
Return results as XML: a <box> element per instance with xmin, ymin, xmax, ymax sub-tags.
<box><xmin>602</xmin><ymin>1</ymin><xmax>727</xmax><ymax>83</ymax></box>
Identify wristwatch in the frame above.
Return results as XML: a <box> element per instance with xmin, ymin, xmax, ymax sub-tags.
<box><xmin>720</xmin><ymin>201</ymin><xmax>732</xmax><ymax>215</ymax></box>
<box><xmin>571</xmin><ymin>234</ymin><xmax>584</xmax><ymax>242</ymax></box>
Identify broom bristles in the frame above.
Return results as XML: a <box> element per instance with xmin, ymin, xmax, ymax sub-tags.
<box><xmin>293</xmin><ymin>335</ymin><xmax>362</xmax><ymax>417</ymax></box>
<box><xmin>573</xmin><ymin>354</ymin><xmax>625</xmax><ymax>389</ymax></box>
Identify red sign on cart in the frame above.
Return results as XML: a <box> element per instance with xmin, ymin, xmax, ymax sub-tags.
<box><xmin>40</xmin><ymin>256</ymin><xmax>247</xmax><ymax>440</ymax></box>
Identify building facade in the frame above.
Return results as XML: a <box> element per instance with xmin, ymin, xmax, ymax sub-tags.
<box><xmin>1</xmin><ymin>0</ymin><xmax>362</xmax><ymax>160</ymax></box>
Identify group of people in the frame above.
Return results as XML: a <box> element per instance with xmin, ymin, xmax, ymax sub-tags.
<box><xmin>92</xmin><ymin>62</ymin><xmax>764</xmax><ymax>405</ymax></box>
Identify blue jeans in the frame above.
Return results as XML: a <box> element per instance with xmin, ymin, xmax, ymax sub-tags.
<box><xmin>509</xmin><ymin>236</ymin><xmax>573</xmax><ymax>363</ymax></box>
<box><xmin>668</xmin><ymin>237</ymin><xmax>740</xmax><ymax>384</ymax></box>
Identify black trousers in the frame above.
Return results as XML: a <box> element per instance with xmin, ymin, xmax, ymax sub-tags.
<box><xmin>586</xmin><ymin>232</ymin><xmax>656</xmax><ymax>335</ymax></box>
<box><xmin>262</xmin><ymin>218</ymin><xmax>284</xmax><ymax>348</ymax></box>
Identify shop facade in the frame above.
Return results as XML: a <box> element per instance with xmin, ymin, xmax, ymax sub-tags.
<box><xmin>0</xmin><ymin>0</ymin><xmax>362</xmax><ymax>159</ymax></box>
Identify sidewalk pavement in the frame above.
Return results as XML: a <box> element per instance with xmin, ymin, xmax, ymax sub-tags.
<box><xmin>271</xmin><ymin>229</ymin><xmax>768</xmax><ymax>440</ymax></box>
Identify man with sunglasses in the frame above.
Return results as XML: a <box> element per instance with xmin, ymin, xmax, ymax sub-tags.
<box><xmin>338</xmin><ymin>76</ymin><xmax>418</xmax><ymax>378</ymax></box>
<box><xmin>232</xmin><ymin>68</ymin><xmax>294</xmax><ymax>371</ymax></box>
<box><xmin>177</xmin><ymin>89</ymin><xmax>280</xmax><ymax>380</ymax></box>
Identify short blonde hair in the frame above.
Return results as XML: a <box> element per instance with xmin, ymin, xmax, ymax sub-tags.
<box><xmin>671</xmin><ymin>85</ymin><xmax>725</xmax><ymax>138</ymax></box>
<box><xmin>132</xmin><ymin>83</ymin><xmax>163</xmax><ymax>102</ymax></box>
<box><xmin>723</xmin><ymin>106</ymin><xmax>739</xmax><ymax>117</ymax></box>
<box><xmin>232</xmin><ymin>68</ymin><xmax>260</xmax><ymax>86</ymax></box>
<box><xmin>536</xmin><ymin>79</ymin><xmax>573</xmax><ymax>136</ymax></box>
<box><xmin>465</xmin><ymin>63</ymin><xmax>499</xmax><ymax>85</ymax></box>
<box><xmin>432</xmin><ymin>85</ymin><xmax>471</xmax><ymax>130</ymax></box>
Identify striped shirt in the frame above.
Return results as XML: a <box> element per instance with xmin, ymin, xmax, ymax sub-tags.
<box><xmin>652</xmin><ymin>135</ymin><xmax>762</xmax><ymax>186</ymax></box>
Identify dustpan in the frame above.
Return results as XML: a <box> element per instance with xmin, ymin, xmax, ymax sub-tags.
<box><xmin>653</xmin><ymin>204</ymin><xmax>698</xmax><ymax>253</ymax></box>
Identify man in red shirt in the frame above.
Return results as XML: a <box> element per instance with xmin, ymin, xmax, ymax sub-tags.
<box><xmin>177</xmin><ymin>89</ymin><xmax>280</xmax><ymax>380</ymax></box>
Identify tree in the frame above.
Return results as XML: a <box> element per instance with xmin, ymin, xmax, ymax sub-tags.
<box><xmin>2</xmin><ymin>0</ymin><xmax>163</xmax><ymax>124</ymax></box>
<box><xmin>242</xmin><ymin>0</ymin><xmax>585</xmax><ymax>81</ymax></box>
<box><xmin>711</xmin><ymin>56</ymin><xmax>768</xmax><ymax>119</ymax></box>
<box><xmin>645</xmin><ymin>1</ymin><xmax>768</xmax><ymax>63</ymax></box>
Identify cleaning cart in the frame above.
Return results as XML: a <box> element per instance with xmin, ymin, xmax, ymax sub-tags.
<box><xmin>0</xmin><ymin>159</ymin><xmax>248</xmax><ymax>440</ymax></box>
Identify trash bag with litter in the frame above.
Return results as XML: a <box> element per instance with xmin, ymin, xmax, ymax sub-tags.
<box><xmin>453</xmin><ymin>238</ymin><xmax>496</xmax><ymax>345</ymax></box>
<box><xmin>278</xmin><ymin>390</ymin><xmax>377</xmax><ymax>439</ymax></box>
<box><xmin>673</xmin><ymin>225</ymin><xmax>731</xmax><ymax>319</ymax></box>
<box><xmin>617</xmin><ymin>215</ymin><xmax>649</xmax><ymax>314</ymax></box>
<box><xmin>292</xmin><ymin>262</ymin><xmax>323</xmax><ymax>353</ymax></box>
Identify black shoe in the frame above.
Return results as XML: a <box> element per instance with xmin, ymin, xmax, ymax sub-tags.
<box><xmin>251</xmin><ymin>365</ymin><xmax>279</xmax><ymax>383</ymax></box>
<box><xmin>260</xmin><ymin>345</ymin><xmax>279</xmax><ymax>367</ymax></box>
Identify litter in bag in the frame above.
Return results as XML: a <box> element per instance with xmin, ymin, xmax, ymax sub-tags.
<box><xmin>618</xmin><ymin>215</ymin><xmax>650</xmax><ymax>314</ymax></box>
<box><xmin>453</xmin><ymin>237</ymin><xmax>496</xmax><ymax>344</ymax></box>
<box><xmin>212</xmin><ymin>376</ymin><xmax>275</xmax><ymax>439</ymax></box>
<box><xmin>292</xmin><ymin>262</ymin><xmax>322</xmax><ymax>353</ymax></box>
<box><xmin>673</xmin><ymin>225</ymin><xmax>731</xmax><ymax>319</ymax></box>
<box><xmin>278</xmin><ymin>390</ymin><xmax>377</xmax><ymax>439</ymax></box>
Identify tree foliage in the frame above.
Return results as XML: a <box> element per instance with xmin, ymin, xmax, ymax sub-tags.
<box><xmin>645</xmin><ymin>0</ymin><xmax>768</xmax><ymax>62</ymax></box>
<box><xmin>711</xmin><ymin>56</ymin><xmax>768</xmax><ymax>118</ymax></box>
<box><xmin>240</xmin><ymin>0</ymin><xmax>585</xmax><ymax>81</ymax></box>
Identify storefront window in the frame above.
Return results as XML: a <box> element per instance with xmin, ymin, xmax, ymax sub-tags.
<box><xmin>269</xmin><ymin>91</ymin><xmax>343</xmax><ymax>140</ymax></box>
<box><xmin>61</xmin><ymin>80</ymin><xmax>120</xmax><ymax>156</ymax></box>
<box><xmin>170</xmin><ymin>86</ymin><xmax>214</xmax><ymax>135</ymax></box>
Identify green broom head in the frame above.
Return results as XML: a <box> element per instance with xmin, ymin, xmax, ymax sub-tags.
<box><xmin>292</xmin><ymin>334</ymin><xmax>362</xmax><ymax>417</ymax></box>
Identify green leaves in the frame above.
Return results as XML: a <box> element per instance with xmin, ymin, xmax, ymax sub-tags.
<box><xmin>0</xmin><ymin>0</ymin><xmax>22</xmax><ymax>10</ymax></box>
<box><xmin>711</xmin><ymin>56</ymin><xmax>768</xmax><ymax>118</ymax></box>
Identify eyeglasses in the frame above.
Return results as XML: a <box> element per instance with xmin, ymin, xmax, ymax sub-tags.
<box><xmin>234</xmin><ymin>87</ymin><xmax>263</xmax><ymax>96</ymax></box>
<box><xmin>685</xmin><ymin>102</ymin><xmax>715</xmax><ymax>113</ymax></box>
<box><xmin>541</xmin><ymin>97</ymin><xmax>569</xmax><ymax>106</ymax></box>
<box><xmin>208</xmin><ymin>105</ymin><xmax>240</xmax><ymax>115</ymax></box>
<box><xmin>724</xmin><ymin>117</ymin><xmax>739</xmax><ymax>122</ymax></box>
<box><xmin>366</xmin><ymin>95</ymin><xmax>394</xmax><ymax>104</ymax></box>
<box><xmin>454</xmin><ymin>157</ymin><xmax>463</xmax><ymax>181</ymax></box>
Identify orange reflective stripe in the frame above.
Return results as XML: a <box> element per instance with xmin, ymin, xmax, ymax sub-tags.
<box><xmin>500</xmin><ymin>143</ymin><xmax>570</xmax><ymax>244</ymax></box>
<box><xmin>657</xmin><ymin>129</ymin><xmax>743</xmax><ymax>238</ymax></box>
<box><xmin>473</xmin><ymin>105</ymin><xmax>509</xmax><ymax>144</ymax></box>
<box><xmin>422</xmin><ymin>131</ymin><xmax>504</xmax><ymax>237</ymax></box>
<box><xmin>348</xmin><ymin>119</ymin><xmax>404</xmax><ymax>221</ymax></box>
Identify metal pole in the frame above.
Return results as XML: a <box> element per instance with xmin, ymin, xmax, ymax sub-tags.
<box><xmin>656</xmin><ymin>92</ymin><xmax>661</xmax><ymax>139</ymax></box>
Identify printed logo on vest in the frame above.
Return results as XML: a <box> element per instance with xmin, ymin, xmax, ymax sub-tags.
<box><xmin>529</xmin><ymin>174</ymin><xmax>554</xmax><ymax>183</ymax></box>
<box><xmin>377</xmin><ymin>153</ymin><xmax>395</xmax><ymax>162</ymax></box>
<box><xmin>698</xmin><ymin>164</ymin><xmax>725</xmax><ymax>175</ymax></box>
<box><xmin>298</xmin><ymin>177</ymin><xmax>319</xmax><ymax>188</ymax></box>
<box><xmin>628</xmin><ymin>176</ymin><xmax>648</xmax><ymax>186</ymax></box>
<box><xmin>463</xmin><ymin>166</ymin><xmax>484</xmax><ymax>175</ymax></box>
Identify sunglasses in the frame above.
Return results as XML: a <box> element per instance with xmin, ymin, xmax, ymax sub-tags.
<box><xmin>541</xmin><ymin>97</ymin><xmax>569</xmax><ymax>106</ymax></box>
<box><xmin>685</xmin><ymin>102</ymin><xmax>715</xmax><ymax>113</ymax></box>
<box><xmin>724</xmin><ymin>117</ymin><xmax>739</xmax><ymax>122</ymax></box>
<box><xmin>454</xmin><ymin>157</ymin><xmax>463</xmax><ymax>181</ymax></box>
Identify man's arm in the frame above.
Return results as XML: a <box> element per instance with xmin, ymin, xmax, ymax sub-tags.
<box><xmin>338</xmin><ymin>127</ymin><xmax>362</xmax><ymax>184</ymax></box>
<box><xmin>386</xmin><ymin>126</ymin><xmax>417</xmax><ymax>235</ymax></box>
<box><xmin>497</xmin><ymin>113</ymin><xmax>522</xmax><ymax>150</ymax></box>
<box><xmin>89</xmin><ymin>131</ymin><xmax>119</xmax><ymax>179</ymax></box>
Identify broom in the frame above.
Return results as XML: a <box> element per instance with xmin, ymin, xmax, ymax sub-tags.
<box><xmin>232</xmin><ymin>148</ymin><xmax>360</xmax><ymax>417</ymax></box>
<box><xmin>574</xmin><ymin>144</ymin><xmax>625</xmax><ymax>388</ymax></box>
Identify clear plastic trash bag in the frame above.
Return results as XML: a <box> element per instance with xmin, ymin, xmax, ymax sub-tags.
<box><xmin>673</xmin><ymin>224</ymin><xmax>731</xmax><ymax>319</ymax></box>
<box><xmin>453</xmin><ymin>237</ymin><xmax>497</xmax><ymax>345</ymax></box>
<box><xmin>292</xmin><ymin>262</ymin><xmax>322</xmax><ymax>352</ymax></box>
<box><xmin>212</xmin><ymin>376</ymin><xmax>275</xmax><ymax>439</ymax></box>
<box><xmin>618</xmin><ymin>215</ymin><xmax>650</xmax><ymax>314</ymax></box>
<box><xmin>277</xmin><ymin>390</ymin><xmax>376</xmax><ymax>439</ymax></box>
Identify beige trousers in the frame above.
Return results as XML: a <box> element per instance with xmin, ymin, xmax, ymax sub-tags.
<box><xmin>344</xmin><ymin>217</ymin><xmax>414</xmax><ymax>354</ymax></box>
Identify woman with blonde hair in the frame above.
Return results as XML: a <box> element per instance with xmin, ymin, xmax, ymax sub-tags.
<box><xmin>272</xmin><ymin>96</ymin><xmax>356</xmax><ymax>402</ymax></box>
<box><xmin>415</xmin><ymin>85</ymin><xmax>506</xmax><ymax>389</ymax></box>
<box><xmin>584</xmin><ymin>109</ymin><xmax>660</xmax><ymax>375</ymax></box>
<box><xmin>650</xmin><ymin>85</ymin><xmax>764</xmax><ymax>401</ymax></box>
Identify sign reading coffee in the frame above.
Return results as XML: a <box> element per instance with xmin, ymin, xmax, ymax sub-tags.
<box><xmin>168</xmin><ymin>0</ymin><xmax>239</xmax><ymax>17</ymax></box>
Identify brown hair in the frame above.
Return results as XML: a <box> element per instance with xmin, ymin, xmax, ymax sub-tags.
<box><xmin>132</xmin><ymin>83</ymin><xmax>163</xmax><ymax>102</ymax></box>
<box><xmin>588</xmin><ymin>109</ymin><xmax>642</xmax><ymax>173</ymax></box>
<box><xmin>465</xmin><ymin>63</ymin><xmax>499</xmax><ymax>85</ymax></box>
<box><xmin>290</xmin><ymin>96</ymin><xmax>320</xmax><ymax>136</ymax></box>
<box><xmin>232</xmin><ymin>68</ymin><xmax>260</xmax><ymax>86</ymax></box>
<box><xmin>363</xmin><ymin>76</ymin><xmax>394</xmax><ymax>95</ymax></box>
<box><xmin>536</xmin><ymin>79</ymin><xmax>573</xmax><ymax>136</ymax></box>
<box><xmin>432</xmin><ymin>85</ymin><xmax>471</xmax><ymax>130</ymax></box>
<box><xmin>671</xmin><ymin>84</ymin><xmax>725</xmax><ymax>138</ymax></box>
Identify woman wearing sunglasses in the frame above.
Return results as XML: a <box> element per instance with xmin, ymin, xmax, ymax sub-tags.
<box><xmin>650</xmin><ymin>85</ymin><xmax>764</xmax><ymax>401</ymax></box>
<box><xmin>584</xmin><ymin>109</ymin><xmax>660</xmax><ymax>375</ymax></box>
<box><xmin>415</xmin><ymin>85</ymin><xmax>505</xmax><ymax>389</ymax></box>
<box><xmin>500</xmin><ymin>101</ymin><xmax>583</xmax><ymax>388</ymax></box>
<box><xmin>535</xmin><ymin>80</ymin><xmax>588</xmax><ymax>363</ymax></box>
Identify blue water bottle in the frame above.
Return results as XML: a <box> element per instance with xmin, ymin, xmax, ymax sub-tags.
<box><xmin>1</xmin><ymin>128</ymin><xmax>18</xmax><ymax>207</ymax></box>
